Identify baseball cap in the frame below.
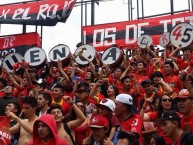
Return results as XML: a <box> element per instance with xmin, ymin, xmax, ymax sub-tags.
<box><xmin>99</xmin><ymin>98</ymin><xmax>115</xmax><ymax>112</ymax></box>
<box><xmin>141</xmin><ymin>79</ymin><xmax>153</xmax><ymax>87</ymax></box>
<box><xmin>88</xmin><ymin>115</ymin><xmax>109</xmax><ymax>129</ymax></box>
<box><xmin>76</xmin><ymin>85</ymin><xmax>89</xmax><ymax>93</ymax></box>
<box><xmin>115</xmin><ymin>94</ymin><xmax>133</xmax><ymax>105</ymax></box>
<box><xmin>175</xmin><ymin>89</ymin><xmax>192</xmax><ymax>100</ymax></box>
<box><xmin>157</xmin><ymin>110</ymin><xmax>181</xmax><ymax>123</ymax></box>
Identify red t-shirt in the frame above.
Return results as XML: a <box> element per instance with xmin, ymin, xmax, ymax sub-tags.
<box><xmin>14</xmin><ymin>85</ymin><xmax>34</xmax><ymax>108</ymax></box>
<box><xmin>164</xmin><ymin>75</ymin><xmax>183</xmax><ymax>95</ymax></box>
<box><xmin>51</xmin><ymin>98</ymin><xmax>71</xmax><ymax>115</ymax></box>
<box><xmin>177</xmin><ymin>57</ymin><xmax>192</xmax><ymax>70</ymax></box>
<box><xmin>181</xmin><ymin>113</ymin><xmax>193</xmax><ymax>132</ymax></box>
<box><xmin>148</xmin><ymin>112</ymin><xmax>173</xmax><ymax>144</ymax></box>
<box><xmin>119</xmin><ymin>114</ymin><xmax>143</xmax><ymax>144</ymax></box>
<box><xmin>75</xmin><ymin>123</ymin><xmax>90</xmax><ymax>145</ymax></box>
<box><xmin>0</xmin><ymin>91</ymin><xmax>4</xmax><ymax>97</ymax></box>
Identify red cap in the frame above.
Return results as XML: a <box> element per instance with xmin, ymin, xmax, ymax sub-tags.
<box><xmin>88</xmin><ymin>115</ymin><xmax>109</xmax><ymax>129</ymax></box>
<box><xmin>175</xmin><ymin>89</ymin><xmax>191</xmax><ymax>99</ymax></box>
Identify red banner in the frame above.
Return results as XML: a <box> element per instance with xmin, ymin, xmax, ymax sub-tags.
<box><xmin>0</xmin><ymin>32</ymin><xmax>41</xmax><ymax>57</ymax></box>
<box><xmin>0</xmin><ymin>0</ymin><xmax>76</xmax><ymax>26</ymax></box>
<box><xmin>82</xmin><ymin>11</ymin><xmax>193</xmax><ymax>51</ymax></box>
<box><xmin>0</xmin><ymin>116</ymin><xmax>11</xmax><ymax>145</ymax></box>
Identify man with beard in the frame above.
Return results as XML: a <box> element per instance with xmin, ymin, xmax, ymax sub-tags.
<box><xmin>6</xmin><ymin>97</ymin><xmax>38</xmax><ymax>145</ymax></box>
<box><xmin>36</xmin><ymin>92</ymin><xmax>52</xmax><ymax>117</ymax></box>
<box><xmin>174</xmin><ymin>89</ymin><xmax>193</xmax><ymax>132</ymax></box>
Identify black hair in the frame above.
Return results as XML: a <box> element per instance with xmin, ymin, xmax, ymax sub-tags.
<box><xmin>150</xmin><ymin>71</ymin><xmax>164</xmax><ymax>81</ymax></box>
<box><xmin>121</xmin><ymin>76</ymin><xmax>131</xmax><ymax>84</ymax></box>
<box><xmin>47</xmin><ymin>104</ymin><xmax>65</xmax><ymax>116</ymax></box>
<box><xmin>109</xmin><ymin>84</ymin><xmax>119</xmax><ymax>97</ymax></box>
<box><xmin>182</xmin><ymin>47</ymin><xmax>191</xmax><ymax>52</ymax></box>
<box><xmin>150</xmin><ymin>95</ymin><xmax>160</xmax><ymax>111</ymax></box>
<box><xmin>116</xmin><ymin>66</ymin><xmax>126</xmax><ymax>73</ymax></box>
<box><xmin>137</xmin><ymin>61</ymin><xmax>146</xmax><ymax>67</ymax></box>
<box><xmin>157</xmin><ymin>95</ymin><xmax>173</xmax><ymax>118</ymax></box>
<box><xmin>164</xmin><ymin>61</ymin><xmax>174</xmax><ymax>69</ymax></box>
<box><xmin>7</xmin><ymin>102</ymin><xmax>21</xmax><ymax>116</ymax></box>
<box><xmin>38</xmin><ymin>92</ymin><xmax>52</xmax><ymax>106</ymax></box>
<box><xmin>150</xmin><ymin>133</ymin><xmax>166</xmax><ymax>145</ymax></box>
<box><xmin>23</xmin><ymin>96</ymin><xmax>38</xmax><ymax>108</ymax></box>
<box><xmin>87</xmin><ymin>71</ymin><xmax>95</xmax><ymax>82</ymax></box>
<box><xmin>0</xmin><ymin>77</ymin><xmax>7</xmax><ymax>87</ymax></box>
<box><xmin>118</xmin><ymin>130</ymin><xmax>139</xmax><ymax>145</ymax></box>
<box><xmin>53</xmin><ymin>83</ymin><xmax>64</xmax><ymax>92</ymax></box>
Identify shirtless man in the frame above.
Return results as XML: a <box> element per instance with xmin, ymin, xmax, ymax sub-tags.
<box><xmin>6</xmin><ymin>97</ymin><xmax>38</xmax><ymax>145</ymax></box>
<box><xmin>48</xmin><ymin>96</ymin><xmax>86</xmax><ymax>145</ymax></box>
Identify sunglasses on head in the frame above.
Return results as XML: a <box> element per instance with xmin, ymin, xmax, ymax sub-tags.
<box><xmin>162</xmin><ymin>98</ymin><xmax>172</xmax><ymax>102</ymax></box>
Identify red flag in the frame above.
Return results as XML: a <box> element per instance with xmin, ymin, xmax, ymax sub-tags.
<box><xmin>0</xmin><ymin>116</ymin><xmax>11</xmax><ymax>145</ymax></box>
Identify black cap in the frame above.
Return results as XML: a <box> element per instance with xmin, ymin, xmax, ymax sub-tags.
<box><xmin>156</xmin><ymin>110</ymin><xmax>181</xmax><ymax>124</ymax></box>
<box><xmin>141</xmin><ymin>79</ymin><xmax>153</xmax><ymax>87</ymax></box>
<box><xmin>76</xmin><ymin>85</ymin><xmax>89</xmax><ymax>93</ymax></box>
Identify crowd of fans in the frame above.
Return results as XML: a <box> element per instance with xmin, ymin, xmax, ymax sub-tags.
<box><xmin>0</xmin><ymin>43</ymin><xmax>193</xmax><ymax>145</ymax></box>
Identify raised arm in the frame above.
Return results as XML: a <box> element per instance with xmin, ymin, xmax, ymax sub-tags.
<box><xmin>64</xmin><ymin>96</ymin><xmax>86</xmax><ymax>130</ymax></box>
<box><xmin>7</xmin><ymin>111</ymin><xmax>33</xmax><ymax>135</ymax></box>
<box><xmin>57</xmin><ymin>59</ymin><xmax>70</xmax><ymax>83</ymax></box>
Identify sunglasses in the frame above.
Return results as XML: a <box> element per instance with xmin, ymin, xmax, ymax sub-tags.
<box><xmin>162</xmin><ymin>98</ymin><xmax>172</xmax><ymax>102</ymax></box>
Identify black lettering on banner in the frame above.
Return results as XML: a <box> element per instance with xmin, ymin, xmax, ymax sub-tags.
<box><xmin>30</xmin><ymin>50</ymin><xmax>40</xmax><ymax>63</ymax></box>
<box><xmin>103</xmin><ymin>48</ymin><xmax>117</xmax><ymax>61</ymax></box>
<box><xmin>5</xmin><ymin>60</ymin><xmax>13</xmax><ymax>70</ymax></box>
<box><xmin>53</xmin><ymin>48</ymin><xmax>66</xmax><ymax>60</ymax></box>
<box><xmin>12</xmin><ymin>55</ymin><xmax>18</xmax><ymax>63</ymax></box>
<box><xmin>181</xmin><ymin>28</ymin><xmax>193</xmax><ymax>43</ymax></box>
<box><xmin>5</xmin><ymin>55</ymin><xmax>19</xmax><ymax>70</ymax></box>
<box><xmin>141</xmin><ymin>37</ymin><xmax>148</xmax><ymax>46</ymax></box>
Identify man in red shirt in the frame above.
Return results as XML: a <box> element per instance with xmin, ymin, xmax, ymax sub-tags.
<box><xmin>169</xmin><ymin>47</ymin><xmax>192</xmax><ymax>70</ymax></box>
<box><xmin>175</xmin><ymin>89</ymin><xmax>193</xmax><ymax>132</ymax></box>
<box><xmin>159</xmin><ymin>110</ymin><xmax>193</xmax><ymax>145</ymax></box>
<box><xmin>114</xmin><ymin>94</ymin><xmax>143</xmax><ymax>144</ymax></box>
<box><xmin>164</xmin><ymin>61</ymin><xmax>183</xmax><ymax>95</ymax></box>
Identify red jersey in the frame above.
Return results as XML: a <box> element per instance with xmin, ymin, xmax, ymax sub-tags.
<box><xmin>181</xmin><ymin>113</ymin><xmax>193</xmax><ymax>132</ymax></box>
<box><xmin>119</xmin><ymin>114</ymin><xmax>143</xmax><ymax>144</ymax></box>
<box><xmin>14</xmin><ymin>85</ymin><xmax>34</xmax><ymax>108</ymax></box>
<box><xmin>164</xmin><ymin>75</ymin><xmax>183</xmax><ymax>95</ymax></box>
<box><xmin>51</xmin><ymin>99</ymin><xmax>71</xmax><ymax>115</ymax></box>
<box><xmin>148</xmin><ymin>112</ymin><xmax>173</xmax><ymax>144</ymax></box>
<box><xmin>177</xmin><ymin>57</ymin><xmax>192</xmax><ymax>70</ymax></box>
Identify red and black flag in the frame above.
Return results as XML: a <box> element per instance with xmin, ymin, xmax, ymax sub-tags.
<box><xmin>0</xmin><ymin>32</ymin><xmax>41</xmax><ymax>58</ymax></box>
<box><xmin>82</xmin><ymin>11</ymin><xmax>193</xmax><ymax>51</ymax></box>
<box><xmin>0</xmin><ymin>0</ymin><xmax>76</xmax><ymax>26</ymax></box>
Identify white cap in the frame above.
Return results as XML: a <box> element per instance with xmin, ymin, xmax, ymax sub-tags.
<box><xmin>99</xmin><ymin>98</ymin><xmax>115</xmax><ymax>111</ymax></box>
<box><xmin>115</xmin><ymin>94</ymin><xmax>133</xmax><ymax>105</ymax></box>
